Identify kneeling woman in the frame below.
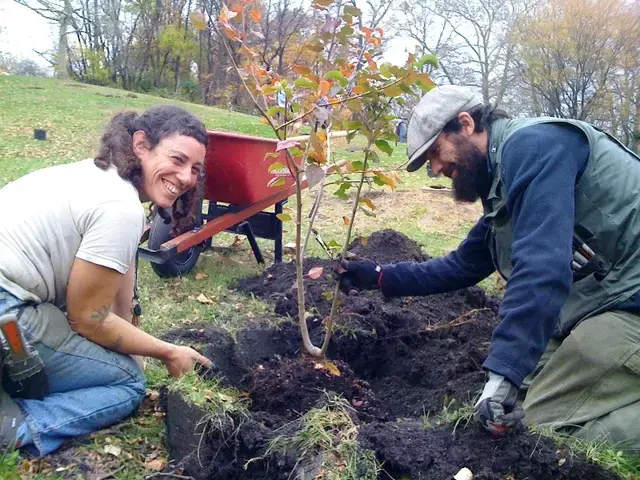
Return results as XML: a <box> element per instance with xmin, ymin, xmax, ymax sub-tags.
<box><xmin>0</xmin><ymin>105</ymin><xmax>212</xmax><ymax>455</ymax></box>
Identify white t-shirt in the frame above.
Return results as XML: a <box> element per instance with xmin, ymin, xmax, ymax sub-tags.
<box><xmin>0</xmin><ymin>159</ymin><xmax>146</xmax><ymax>307</ymax></box>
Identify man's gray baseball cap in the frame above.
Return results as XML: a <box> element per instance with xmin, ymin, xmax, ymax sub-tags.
<box><xmin>406</xmin><ymin>85</ymin><xmax>484</xmax><ymax>172</ymax></box>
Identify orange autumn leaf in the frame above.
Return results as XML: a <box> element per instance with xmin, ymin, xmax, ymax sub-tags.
<box><xmin>340</xmin><ymin>63</ymin><xmax>354</xmax><ymax>78</ymax></box>
<box><xmin>249</xmin><ymin>8</ymin><xmax>262</xmax><ymax>22</ymax></box>
<box><xmin>292</xmin><ymin>64</ymin><xmax>312</xmax><ymax>76</ymax></box>
<box><xmin>319</xmin><ymin>80</ymin><xmax>330</xmax><ymax>97</ymax></box>
<box><xmin>343</xmin><ymin>216</ymin><xmax>351</xmax><ymax>225</ymax></box>
<box><xmin>364</xmin><ymin>52</ymin><xmax>377</xmax><ymax>70</ymax></box>
<box><xmin>240</xmin><ymin>44</ymin><xmax>256</xmax><ymax>58</ymax></box>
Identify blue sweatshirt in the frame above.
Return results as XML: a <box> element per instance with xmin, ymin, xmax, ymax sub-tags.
<box><xmin>380</xmin><ymin>123</ymin><xmax>593</xmax><ymax>386</ymax></box>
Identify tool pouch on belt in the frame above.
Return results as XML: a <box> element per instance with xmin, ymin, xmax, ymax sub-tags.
<box><xmin>571</xmin><ymin>232</ymin><xmax>611</xmax><ymax>283</ymax></box>
<box><xmin>0</xmin><ymin>313</ymin><xmax>50</xmax><ymax>401</ymax></box>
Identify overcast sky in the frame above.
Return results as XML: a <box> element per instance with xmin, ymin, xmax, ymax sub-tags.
<box><xmin>0</xmin><ymin>0</ymin><xmax>57</xmax><ymax>69</ymax></box>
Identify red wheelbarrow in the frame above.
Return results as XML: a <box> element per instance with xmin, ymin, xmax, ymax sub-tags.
<box><xmin>138</xmin><ymin>130</ymin><xmax>340</xmax><ymax>278</ymax></box>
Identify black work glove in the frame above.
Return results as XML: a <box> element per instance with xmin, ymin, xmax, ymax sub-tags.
<box><xmin>474</xmin><ymin>372</ymin><xmax>525</xmax><ymax>437</ymax></box>
<box><xmin>336</xmin><ymin>256</ymin><xmax>382</xmax><ymax>293</ymax></box>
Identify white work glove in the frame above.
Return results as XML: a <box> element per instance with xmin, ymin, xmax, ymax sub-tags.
<box><xmin>474</xmin><ymin>372</ymin><xmax>525</xmax><ymax>436</ymax></box>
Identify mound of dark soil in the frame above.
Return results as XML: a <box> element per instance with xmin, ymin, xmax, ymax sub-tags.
<box><xmin>163</xmin><ymin>230</ymin><xmax>618</xmax><ymax>480</ymax></box>
<box><xmin>346</xmin><ymin>229</ymin><xmax>428</xmax><ymax>264</ymax></box>
<box><xmin>250</xmin><ymin>357</ymin><xmax>381</xmax><ymax>421</ymax></box>
<box><xmin>360</xmin><ymin>421</ymin><xmax>620</xmax><ymax>480</ymax></box>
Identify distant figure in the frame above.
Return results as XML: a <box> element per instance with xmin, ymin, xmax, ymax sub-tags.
<box><xmin>276</xmin><ymin>90</ymin><xmax>286</xmax><ymax>121</ymax></box>
<box><xmin>396</xmin><ymin>119</ymin><xmax>408</xmax><ymax>144</ymax></box>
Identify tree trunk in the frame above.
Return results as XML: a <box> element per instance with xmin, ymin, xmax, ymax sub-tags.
<box><xmin>57</xmin><ymin>0</ymin><xmax>72</xmax><ymax>79</ymax></box>
<box><xmin>634</xmin><ymin>91</ymin><xmax>640</xmax><ymax>154</ymax></box>
<box><xmin>93</xmin><ymin>0</ymin><xmax>101</xmax><ymax>49</ymax></box>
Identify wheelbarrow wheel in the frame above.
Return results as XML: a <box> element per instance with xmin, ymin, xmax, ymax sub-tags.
<box><xmin>148</xmin><ymin>210</ymin><xmax>203</xmax><ymax>278</ymax></box>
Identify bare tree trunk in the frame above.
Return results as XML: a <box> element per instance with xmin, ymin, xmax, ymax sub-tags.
<box><xmin>57</xmin><ymin>0</ymin><xmax>72</xmax><ymax>79</ymax></box>
<box><xmin>634</xmin><ymin>89</ymin><xmax>640</xmax><ymax>154</ymax></box>
<box><xmin>93</xmin><ymin>0</ymin><xmax>101</xmax><ymax>49</ymax></box>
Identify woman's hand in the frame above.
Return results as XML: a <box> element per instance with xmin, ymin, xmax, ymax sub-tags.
<box><xmin>162</xmin><ymin>345</ymin><xmax>213</xmax><ymax>378</ymax></box>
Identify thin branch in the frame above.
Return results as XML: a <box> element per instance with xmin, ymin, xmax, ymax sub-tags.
<box><xmin>96</xmin><ymin>465</ymin><xmax>125</xmax><ymax>480</ymax></box>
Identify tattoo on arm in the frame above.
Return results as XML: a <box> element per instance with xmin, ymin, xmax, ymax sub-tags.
<box><xmin>91</xmin><ymin>305</ymin><xmax>112</xmax><ymax>330</ymax></box>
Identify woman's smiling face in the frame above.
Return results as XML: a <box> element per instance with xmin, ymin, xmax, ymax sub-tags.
<box><xmin>134</xmin><ymin>132</ymin><xmax>206</xmax><ymax>207</ymax></box>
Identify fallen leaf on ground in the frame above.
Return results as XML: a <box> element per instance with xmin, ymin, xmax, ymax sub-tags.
<box><xmin>308</xmin><ymin>266</ymin><xmax>324</xmax><ymax>279</ymax></box>
<box><xmin>145</xmin><ymin>458</ymin><xmax>167</xmax><ymax>471</ymax></box>
<box><xmin>146</xmin><ymin>390</ymin><xmax>160</xmax><ymax>401</ymax></box>
<box><xmin>197</xmin><ymin>293</ymin><xmax>213</xmax><ymax>304</ymax></box>
<box><xmin>195</xmin><ymin>272</ymin><xmax>209</xmax><ymax>280</ymax></box>
<box><xmin>104</xmin><ymin>445</ymin><xmax>121</xmax><ymax>457</ymax></box>
<box><xmin>314</xmin><ymin>361</ymin><xmax>341</xmax><ymax>377</ymax></box>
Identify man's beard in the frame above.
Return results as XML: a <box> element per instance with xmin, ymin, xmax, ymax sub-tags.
<box><xmin>450</xmin><ymin>135</ymin><xmax>491</xmax><ymax>203</ymax></box>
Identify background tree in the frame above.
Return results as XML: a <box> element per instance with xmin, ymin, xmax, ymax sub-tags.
<box><xmin>514</xmin><ymin>0</ymin><xmax>638</xmax><ymax>128</ymax></box>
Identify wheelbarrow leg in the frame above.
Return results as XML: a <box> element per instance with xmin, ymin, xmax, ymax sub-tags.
<box><xmin>274</xmin><ymin>201</ymin><xmax>285</xmax><ymax>263</ymax></box>
<box><xmin>238</xmin><ymin>221</ymin><xmax>265</xmax><ymax>264</ymax></box>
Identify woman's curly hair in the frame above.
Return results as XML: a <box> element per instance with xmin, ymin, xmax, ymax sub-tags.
<box><xmin>94</xmin><ymin>105</ymin><xmax>209</xmax><ymax>235</ymax></box>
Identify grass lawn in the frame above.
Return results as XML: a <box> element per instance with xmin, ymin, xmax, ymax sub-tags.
<box><xmin>0</xmin><ymin>74</ymin><xmax>637</xmax><ymax>479</ymax></box>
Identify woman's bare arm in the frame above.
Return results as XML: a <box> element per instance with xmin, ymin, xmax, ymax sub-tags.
<box><xmin>66</xmin><ymin>258</ymin><xmax>211</xmax><ymax>376</ymax></box>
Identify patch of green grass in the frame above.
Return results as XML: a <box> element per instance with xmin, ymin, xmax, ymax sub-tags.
<box><xmin>0</xmin><ymin>449</ymin><xmax>22</xmax><ymax>479</ymax></box>
<box><xmin>137</xmin><ymin>248</ymin><xmax>271</xmax><ymax>338</ymax></box>
<box><xmin>0</xmin><ymin>75</ymin><xmax>273</xmax><ymax>186</ymax></box>
<box><xmin>257</xmin><ymin>393</ymin><xmax>381</xmax><ymax>480</ymax></box>
<box><xmin>422</xmin><ymin>396</ymin><xmax>475</xmax><ymax>434</ymax></box>
<box><xmin>168</xmin><ymin>370</ymin><xmax>249</xmax><ymax>413</ymax></box>
<box><xmin>531</xmin><ymin>426</ymin><xmax>640</xmax><ymax>480</ymax></box>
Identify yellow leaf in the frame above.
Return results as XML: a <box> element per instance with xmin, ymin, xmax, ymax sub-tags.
<box><xmin>195</xmin><ymin>272</ymin><xmax>209</xmax><ymax>280</ymax></box>
<box><xmin>313</xmin><ymin>0</ymin><xmax>333</xmax><ymax>6</ymax></box>
<box><xmin>197</xmin><ymin>293</ymin><xmax>213</xmax><ymax>304</ymax></box>
<box><xmin>383</xmin><ymin>85</ymin><xmax>404</xmax><ymax>97</ymax></box>
<box><xmin>190</xmin><ymin>11</ymin><xmax>207</xmax><ymax>31</ymax></box>
<box><xmin>360</xmin><ymin>198</ymin><xmax>376</xmax><ymax>210</ymax></box>
<box><xmin>352</xmin><ymin>85</ymin><xmax>366</xmax><ymax>94</ymax></box>
<box><xmin>276</xmin><ymin>213</ymin><xmax>293</xmax><ymax>222</ymax></box>
<box><xmin>310</xmin><ymin>130</ymin><xmax>326</xmax><ymax>153</ymax></box>
<box><xmin>323</xmin><ymin>361</ymin><xmax>341</xmax><ymax>376</ymax></box>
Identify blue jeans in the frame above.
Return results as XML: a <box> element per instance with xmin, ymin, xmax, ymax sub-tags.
<box><xmin>0</xmin><ymin>287</ymin><xmax>145</xmax><ymax>455</ymax></box>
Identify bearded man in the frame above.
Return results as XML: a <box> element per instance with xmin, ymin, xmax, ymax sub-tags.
<box><xmin>338</xmin><ymin>85</ymin><xmax>640</xmax><ymax>450</ymax></box>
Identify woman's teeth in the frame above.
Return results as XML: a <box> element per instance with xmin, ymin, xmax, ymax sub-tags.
<box><xmin>162</xmin><ymin>179</ymin><xmax>179</xmax><ymax>195</ymax></box>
